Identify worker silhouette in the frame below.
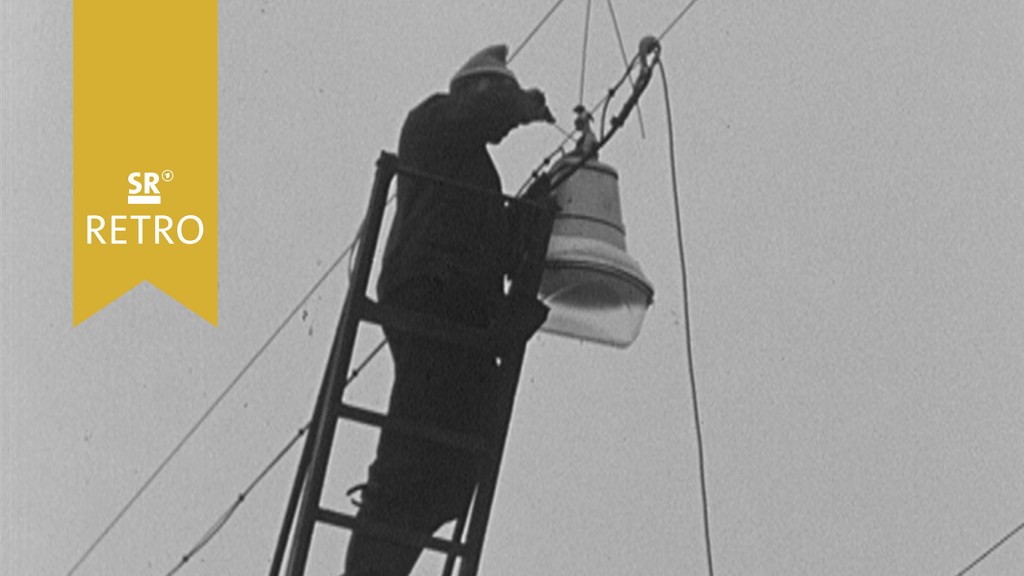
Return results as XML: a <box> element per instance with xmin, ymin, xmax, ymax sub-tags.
<box><xmin>343</xmin><ymin>45</ymin><xmax>554</xmax><ymax>575</ymax></box>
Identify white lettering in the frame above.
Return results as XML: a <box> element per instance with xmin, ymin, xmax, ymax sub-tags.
<box><xmin>110</xmin><ymin>215</ymin><xmax>126</xmax><ymax>245</ymax></box>
<box><xmin>84</xmin><ymin>215</ymin><xmax>205</xmax><ymax>245</ymax></box>
<box><xmin>128</xmin><ymin>172</ymin><xmax>143</xmax><ymax>194</ymax></box>
<box><xmin>177</xmin><ymin>215</ymin><xmax>204</xmax><ymax>245</ymax></box>
<box><xmin>155</xmin><ymin>215</ymin><xmax>174</xmax><ymax>244</ymax></box>
<box><xmin>87</xmin><ymin>215</ymin><xmax>106</xmax><ymax>245</ymax></box>
<box><xmin>144</xmin><ymin>172</ymin><xmax>160</xmax><ymax>195</ymax></box>
<box><xmin>130</xmin><ymin>215</ymin><xmax>151</xmax><ymax>244</ymax></box>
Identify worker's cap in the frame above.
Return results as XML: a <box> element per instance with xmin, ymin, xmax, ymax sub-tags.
<box><xmin>450</xmin><ymin>45</ymin><xmax>519</xmax><ymax>90</ymax></box>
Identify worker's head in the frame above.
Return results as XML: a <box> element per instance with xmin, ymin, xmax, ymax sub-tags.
<box><xmin>450</xmin><ymin>44</ymin><xmax>519</xmax><ymax>93</ymax></box>
<box><xmin>450</xmin><ymin>45</ymin><xmax>554</xmax><ymax>143</ymax></box>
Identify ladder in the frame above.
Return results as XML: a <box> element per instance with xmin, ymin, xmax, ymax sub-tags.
<box><xmin>270</xmin><ymin>151</ymin><xmax>555</xmax><ymax>576</ymax></box>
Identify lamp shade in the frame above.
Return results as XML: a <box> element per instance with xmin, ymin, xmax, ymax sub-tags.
<box><xmin>538</xmin><ymin>155</ymin><xmax>653</xmax><ymax>347</ymax></box>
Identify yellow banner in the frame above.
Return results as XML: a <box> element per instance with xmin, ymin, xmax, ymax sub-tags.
<box><xmin>74</xmin><ymin>1</ymin><xmax>218</xmax><ymax>325</ymax></box>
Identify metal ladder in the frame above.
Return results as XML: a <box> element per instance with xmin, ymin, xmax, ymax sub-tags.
<box><xmin>270</xmin><ymin>151</ymin><xmax>554</xmax><ymax>576</ymax></box>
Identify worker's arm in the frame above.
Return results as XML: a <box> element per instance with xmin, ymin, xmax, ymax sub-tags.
<box><xmin>439</xmin><ymin>79</ymin><xmax>554</xmax><ymax>145</ymax></box>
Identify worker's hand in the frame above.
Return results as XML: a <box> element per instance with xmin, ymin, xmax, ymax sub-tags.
<box><xmin>471</xmin><ymin>80</ymin><xmax>555</xmax><ymax>143</ymax></box>
<box><xmin>515</xmin><ymin>88</ymin><xmax>555</xmax><ymax>125</ymax></box>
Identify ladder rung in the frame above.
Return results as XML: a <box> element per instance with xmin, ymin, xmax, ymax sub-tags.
<box><xmin>358</xmin><ymin>298</ymin><xmax>502</xmax><ymax>352</ymax></box>
<box><xmin>316</xmin><ymin>507</ymin><xmax>466</xmax><ymax>555</ymax></box>
<box><xmin>338</xmin><ymin>402</ymin><xmax>489</xmax><ymax>455</ymax></box>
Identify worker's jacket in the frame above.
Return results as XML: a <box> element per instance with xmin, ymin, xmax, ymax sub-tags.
<box><xmin>378</xmin><ymin>89</ymin><xmax>524</xmax><ymax>308</ymax></box>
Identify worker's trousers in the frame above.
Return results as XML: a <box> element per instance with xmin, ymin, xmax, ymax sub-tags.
<box><xmin>343</xmin><ymin>276</ymin><xmax>500</xmax><ymax>576</ymax></box>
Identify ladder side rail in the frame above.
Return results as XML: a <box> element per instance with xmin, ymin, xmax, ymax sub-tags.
<box><xmin>269</xmin><ymin>399</ymin><xmax>316</xmax><ymax>576</ymax></box>
<box><xmin>283</xmin><ymin>152</ymin><xmax>399</xmax><ymax>576</ymax></box>
<box><xmin>271</xmin><ymin>275</ymin><xmax>370</xmax><ymax>576</ymax></box>
<box><xmin>458</xmin><ymin>202</ymin><xmax>555</xmax><ymax>576</ymax></box>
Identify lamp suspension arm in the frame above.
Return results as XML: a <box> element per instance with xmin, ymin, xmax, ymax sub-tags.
<box><xmin>607</xmin><ymin>37</ymin><xmax>659</xmax><ymax>134</ymax></box>
<box><xmin>546</xmin><ymin>37</ymin><xmax>661</xmax><ymax>192</ymax></box>
<box><xmin>519</xmin><ymin>36</ymin><xmax>660</xmax><ymax>200</ymax></box>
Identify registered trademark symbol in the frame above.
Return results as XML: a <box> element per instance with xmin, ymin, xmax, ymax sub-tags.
<box><xmin>161</xmin><ymin>170</ymin><xmax>174</xmax><ymax>182</ymax></box>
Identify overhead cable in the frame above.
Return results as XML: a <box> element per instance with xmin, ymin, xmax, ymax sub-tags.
<box><xmin>509</xmin><ymin>0</ymin><xmax>571</xmax><ymax>63</ymax></box>
<box><xmin>164</xmin><ymin>425</ymin><xmax>310</xmax><ymax>576</ymax></box>
<box><xmin>658</xmin><ymin>0</ymin><xmax>706</xmax><ymax>43</ymax></box>
<box><xmin>162</xmin><ymin>338</ymin><xmax>390</xmax><ymax>576</ymax></box>
<box><xmin>954</xmin><ymin>519</ymin><xmax>1024</xmax><ymax>576</ymax></box>
<box><xmin>63</xmin><ymin>227</ymin><xmax>365</xmax><ymax>576</ymax></box>
<box><xmin>578</xmin><ymin>0</ymin><xmax>593</xmax><ymax>106</ymax></box>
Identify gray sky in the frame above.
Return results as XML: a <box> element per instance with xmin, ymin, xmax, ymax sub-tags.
<box><xmin>3</xmin><ymin>1</ymin><xmax>1023</xmax><ymax>575</ymax></box>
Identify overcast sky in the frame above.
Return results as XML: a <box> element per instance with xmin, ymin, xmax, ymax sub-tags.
<box><xmin>3</xmin><ymin>1</ymin><xmax>1023</xmax><ymax>575</ymax></box>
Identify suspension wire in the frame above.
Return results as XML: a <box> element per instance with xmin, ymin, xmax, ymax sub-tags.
<box><xmin>162</xmin><ymin>337</ymin><xmax>390</xmax><ymax>576</ymax></box>
<box><xmin>578</xmin><ymin>0</ymin><xmax>593</xmax><ymax>106</ymax></box>
<box><xmin>589</xmin><ymin>51</ymin><xmax>643</xmax><ymax>119</ymax></box>
<box><xmin>657</xmin><ymin>60</ymin><xmax>715</xmax><ymax>576</ymax></box>
<box><xmin>63</xmin><ymin>227</ymin><xmax>366</xmax><ymax>576</ymax></box>
<box><xmin>509</xmin><ymin>0</ymin><xmax>571</xmax><ymax>63</ymax></box>
<box><xmin>515</xmin><ymin>49</ymin><xmax>646</xmax><ymax>197</ymax></box>
<box><xmin>515</xmin><ymin>0</ymin><xmax>705</xmax><ymax>194</ymax></box>
<box><xmin>513</xmin><ymin>0</ymin><xmax>642</xmax><ymax>196</ymax></box>
<box><xmin>658</xmin><ymin>0</ymin><xmax>705</xmax><ymax>43</ymax></box>
<box><xmin>578</xmin><ymin>0</ymin><xmax>699</xmax><ymax>131</ymax></box>
<box><xmin>605</xmin><ymin>0</ymin><xmax>646</xmax><ymax>138</ymax></box>
<box><xmin>954</xmin><ymin>519</ymin><xmax>1024</xmax><ymax>576</ymax></box>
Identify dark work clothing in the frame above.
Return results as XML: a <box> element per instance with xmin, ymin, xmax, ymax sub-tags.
<box><xmin>377</xmin><ymin>90</ymin><xmax>524</xmax><ymax>305</ymax></box>
<box><xmin>346</xmin><ymin>90</ymin><xmax>528</xmax><ymax>576</ymax></box>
